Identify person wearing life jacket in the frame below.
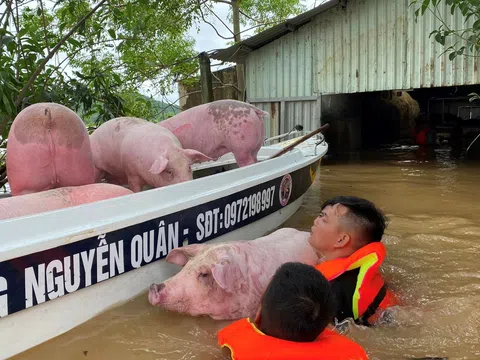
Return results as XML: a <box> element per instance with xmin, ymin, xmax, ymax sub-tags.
<box><xmin>217</xmin><ymin>262</ymin><xmax>369</xmax><ymax>360</ymax></box>
<box><xmin>308</xmin><ymin>196</ymin><xmax>400</xmax><ymax>326</ymax></box>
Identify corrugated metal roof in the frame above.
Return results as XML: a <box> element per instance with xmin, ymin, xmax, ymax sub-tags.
<box><xmin>209</xmin><ymin>0</ymin><xmax>342</xmax><ymax>63</ymax></box>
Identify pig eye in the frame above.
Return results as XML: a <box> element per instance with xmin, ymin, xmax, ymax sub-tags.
<box><xmin>198</xmin><ymin>272</ymin><xmax>210</xmax><ymax>279</ymax></box>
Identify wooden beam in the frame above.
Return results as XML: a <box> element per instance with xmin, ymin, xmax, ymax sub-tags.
<box><xmin>285</xmin><ymin>22</ymin><xmax>297</xmax><ymax>32</ymax></box>
<box><xmin>199</xmin><ymin>52</ymin><xmax>214</xmax><ymax>104</ymax></box>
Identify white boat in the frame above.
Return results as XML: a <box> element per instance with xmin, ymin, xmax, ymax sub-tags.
<box><xmin>0</xmin><ymin>129</ymin><xmax>328</xmax><ymax>359</ymax></box>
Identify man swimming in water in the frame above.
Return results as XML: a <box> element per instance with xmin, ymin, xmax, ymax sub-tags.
<box><xmin>309</xmin><ymin>195</ymin><xmax>399</xmax><ymax>326</ymax></box>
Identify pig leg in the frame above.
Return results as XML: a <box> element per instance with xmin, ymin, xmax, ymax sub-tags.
<box><xmin>93</xmin><ymin>166</ymin><xmax>105</xmax><ymax>183</ymax></box>
<box><xmin>127</xmin><ymin>175</ymin><xmax>145</xmax><ymax>193</ymax></box>
<box><xmin>230</xmin><ymin>118</ymin><xmax>264</xmax><ymax>167</ymax></box>
<box><xmin>103</xmin><ymin>172</ymin><xmax>127</xmax><ymax>186</ymax></box>
<box><xmin>235</xmin><ymin>154</ymin><xmax>257</xmax><ymax>167</ymax></box>
<box><xmin>233</xmin><ymin>144</ymin><xmax>262</xmax><ymax>167</ymax></box>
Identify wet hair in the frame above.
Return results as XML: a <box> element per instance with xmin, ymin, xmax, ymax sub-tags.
<box><xmin>321</xmin><ymin>195</ymin><xmax>387</xmax><ymax>242</ymax></box>
<box><xmin>258</xmin><ymin>262</ymin><xmax>336</xmax><ymax>342</ymax></box>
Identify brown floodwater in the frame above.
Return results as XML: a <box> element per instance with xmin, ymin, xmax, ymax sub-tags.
<box><xmin>15</xmin><ymin>145</ymin><xmax>480</xmax><ymax>360</ymax></box>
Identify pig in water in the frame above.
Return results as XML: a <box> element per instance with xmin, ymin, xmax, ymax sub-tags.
<box><xmin>6</xmin><ymin>103</ymin><xmax>96</xmax><ymax>196</ymax></box>
<box><xmin>159</xmin><ymin>100</ymin><xmax>268</xmax><ymax>167</ymax></box>
<box><xmin>0</xmin><ymin>183</ymin><xmax>132</xmax><ymax>220</ymax></box>
<box><xmin>90</xmin><ymin>117</ymin><xmax>212</xmax><ymax>192</ymax></box>
<box><xmin>148</xmin><ymin>228</ymin><xmax>319</xmax><ymax>320</ymax></box>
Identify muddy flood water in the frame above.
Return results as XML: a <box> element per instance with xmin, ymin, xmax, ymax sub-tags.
<box><xmin>15</xmin><ymin>145</ymin><xmax>480</xmax><ymax>360</ymax></box>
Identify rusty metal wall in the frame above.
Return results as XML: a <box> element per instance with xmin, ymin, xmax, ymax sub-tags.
<box><xmin>246</xmin><ymin>0</ymin><xmax>480</xmax><ymax>98</ymax></box>
<box><xmin>250</xmin><ymin>101</ymin><xmax>280</xmax><ymax>138</ymax></box>
<box><xmin>314</xmin><ymin>0</ymin><xmax>480</xmax><ymax>93</ymax></box>
<box><xmin>282</xmin><ymin>100</ymin><xmax>320</xmax><ymax>133</ymax></box>
<box><xmin>250</xmin><ymin>99</ymin><xmax>320</xmax><ymax>137</ymax></box>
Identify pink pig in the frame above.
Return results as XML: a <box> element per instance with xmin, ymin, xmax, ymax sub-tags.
<box><xmin>90</xmin><ymin>117</ymin><xmax>212</xmax><ymax>192</ymax></box>
<box><xmin>148</xmin><ymin>228</ymin><xmax>319</xmax><ymax>320</ymax></box>
<box><xmin>0</xmin><ymin>183</ymin><xmax>132</xmax><ymax>220</ymax></box>
<box><xmin>6</xmin><ymin>102</ymin><xmax>96</xmax><ymax>196</ymax></box>
<box><xmin>159</xmin><ymin>100</ymin><xmax>267</xmax><ymax>167</ymax></box>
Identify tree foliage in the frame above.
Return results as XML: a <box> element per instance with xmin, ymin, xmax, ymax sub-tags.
<box><xmin>1</xmin><ymin>0</ymin><xmax>307</xmax><ymax>131</ymax></box>
<box><xmin>411</xmin><ymin>0</ymin><xmax>480</xmax><ymax>61</ymax></box>
<box><xmin>233</xmin><ymin>0</ymin><xmax>307</xmax><ymax>34</ymax></box>
<box><xmin>411</xmin><ymin>0</ymin><xmax>480</xmax><ymax>101</ymax></box>
<box><xmin>0</xmin><ymin>0</ymin><xmax>201</xmax><ymax>136</ymax></box>
<box><xmin>0</xmin><ymin>0</ymin><xmax>306</xmax><ymax>189</ymax></box>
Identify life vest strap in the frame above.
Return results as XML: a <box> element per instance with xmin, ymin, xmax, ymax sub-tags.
<box><xmin>355</xmin><ymin>283</ymin><xmax>387</xmax><ymax>326</ymax></box>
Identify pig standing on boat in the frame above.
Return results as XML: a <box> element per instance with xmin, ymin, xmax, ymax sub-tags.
<box><xmin>0</xmin><ymin>183</ymin><xmax>132</xmax><ymax>220</ymax></box>
<box><xmin>148</xmin><ymin>228</ymin><xmax>319</xmax><ymax>320</ymax></box>
<box><xmin>159</xmin><ymin>100</ymin><xmax>267</xmax><ymax>167</ymax></box>
<box><xmin>90</xmin><ymin>117</ymin><xmax>212</xmax><ymax>192</ymax></box>
<box><xmin>6</xmin><ymin>103</ymin><xmax>96</xmax><ymax>196</ymax></box>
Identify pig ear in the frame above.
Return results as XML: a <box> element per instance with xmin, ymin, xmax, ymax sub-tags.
<box><xmin>165</xmin><ymin>244</ymin><xmax>205</xmax><ymax>267</ymax></box>
<box><xmin>149</xmin><ymin>155</ymin><xmax>168</xmax><ymax>174</ymax></box>
<box><xmin>183</xmin><ymin>149</ymin><xmax>213</xmax><ymax>164</ymax></box>
<box><xmin>211</xmin><ymin>261</ymin><xmax>242</xmax><ymax>293</ymax></box>
<box><xmin>254</xmin><ymin>108</ymin><xmax>268</xmax><ymax>119</ymax></box>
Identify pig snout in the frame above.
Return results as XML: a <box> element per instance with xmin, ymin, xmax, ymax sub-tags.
<box><xmin>150</xmin><ymin>283</ymin><xmax>165</xmax><ymax>292</ymax></box>
<box><xmin>148</xmin><ymin>283</ymin><xmax>166</xmax><ymax>305</ymax></box>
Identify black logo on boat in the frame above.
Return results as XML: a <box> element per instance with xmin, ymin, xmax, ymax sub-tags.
<box><xmin>279</xmin><ymin>174</ymin><xmax>292</xmax><ymax>207</ymax></box>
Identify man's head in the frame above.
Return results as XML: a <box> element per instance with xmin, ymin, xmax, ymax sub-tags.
<box><xmin>308</xmin><ymin>196</ymin><xmax>387</xmax><ymax>259</ymax></box>
<box><xmin>254</xmin><ymin>262</ymin><xmax>336</xmax><ymax>342</ymax></box>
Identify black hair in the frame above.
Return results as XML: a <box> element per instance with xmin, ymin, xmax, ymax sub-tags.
<box><xmin>321</xmin><ymin>195</ymin><xmax>387</xmax><ymax>242</ymax></box>
<box><xmin>259</xmin><ymin>262</ymin><xmax>337</xmax><ymax>342</ymax></box>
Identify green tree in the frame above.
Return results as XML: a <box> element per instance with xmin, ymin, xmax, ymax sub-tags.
<box><xmin>199</xmin><ymin>0</ymin><xmax>307</xmax><ymax>100</ymax></box>
<box><xmin>411</xmin><ymin>0</ymin><xmax>480</xmax><ymax>101</ymax></box>
<box><xmin>411</xmin><ymin>0</ymin><xmax>480</xmax><ymax>61</ymax></box>
<box><xmin>0</xmin><ymin>0</ymin><xmax>201</xmax><ymax>189</ymax></box>
<box><xmin>0</xmin><ymin>0</ymin><xmax>306</xmax><ymax>189</ymax></box>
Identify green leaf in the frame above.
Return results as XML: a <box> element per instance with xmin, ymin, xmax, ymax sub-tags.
<box><xmin>18</xmin><ymin>28</ymin><xmax>29</xmax><ymax>38</ymax></box>
<box><xmin>67</xmin><ymin>37</ymin><xmax>82</xmax><ymax>47</ymax></box>
<box><xmin>112</xmin><ymin>72</ymin><xmax>122</xmax><ymax>84</ymax></box>
<box><xmin>108</xmin><ymin>28</ymin><xmax>116</xmax><ymax>39</ymax></box>
<box><xmin>449</xmin><ymin>51</ymin><xmax>457</xmax><ymax>61</ymax></box>
<box><xmin>113</xmin><ymin>7</ymin><xmax>122</xmax><ymax>19</ymax></box>
<box><xmin>459</xmin><ymin>2</ymin><xmax>469</xmax><ymax>16</ymax></box>
<box><xmin>435</xmin><ymin>32</ymin><xmax>446</xmax><ymax>45</ymax></box>
<box><xmin>451</xmin><ymin>3</ymin><xmax>456</xmax><ymax>15</ymax></box>
<box><xmin>421</xmin><ymin>0</ymin><xmax>431</xmax><ymax>15</ymax></box>
<box><xmin>6</xmin><ymin>41</ymin><xmax>17</xmax><ymax>54</ymax></box>
<box><xmin>2</xmin><ymin>93</ymin><xmax>12</xmax><ymax>115</ymax></box>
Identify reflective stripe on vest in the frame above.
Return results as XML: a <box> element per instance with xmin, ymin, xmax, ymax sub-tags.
<box><xmin>315</xmin><ymin>242</ymin><xmax>388</xmax><ymax>321</ymax></box>
<box><xmin>217</xmin><ymin>318</ymin><xmax>369</xmax><ymax>360</ymax></box>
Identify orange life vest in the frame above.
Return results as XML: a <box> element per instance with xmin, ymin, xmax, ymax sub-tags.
<box><xmin>217</xmin><ymin>318</ymin><xmax>369</xmax><ymax>360</ymax></box>
<box><xmin>315</xmin><ymin>242</ymin><xmax>399</xmax><ymax>326</ymax></box>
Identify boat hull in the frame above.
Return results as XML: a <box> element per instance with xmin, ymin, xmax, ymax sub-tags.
<box><xmin>0</xmin><ymin>136</ymin><xmax>327</xmax><ymax>359</ymax></box>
